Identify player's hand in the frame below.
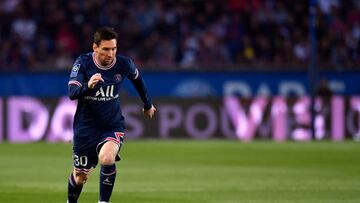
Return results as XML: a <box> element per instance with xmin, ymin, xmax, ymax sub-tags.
<box><xmin>143</xmin><ymin>105</ymin><xmax>156</xmax><ymax>119</ymax></box>
<box><xmin>88</xmin><ymin>73</ymin><xmax>104</xmax><ymax>89</ymax></box>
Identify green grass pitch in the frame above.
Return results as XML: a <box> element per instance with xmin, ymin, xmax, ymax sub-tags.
<box><xmin>0</xmin><ymin>140</ymin><xmax>359</xmax><ymax>203</ymax></box>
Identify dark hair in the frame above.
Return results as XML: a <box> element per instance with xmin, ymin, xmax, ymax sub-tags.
<box><xmin>93</xmin><ymin>27</ymin><xmax>118</xmax><ymax>45</ymax></box>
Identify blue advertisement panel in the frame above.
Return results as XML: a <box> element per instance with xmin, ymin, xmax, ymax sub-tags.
<box><xmin>0</xmin><ymin>71</ymin><xmax>359</xmax><ymax>96</ymax></box>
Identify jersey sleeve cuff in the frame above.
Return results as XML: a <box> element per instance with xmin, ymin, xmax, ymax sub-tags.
<box><xmin>143</xmin><ymin>103</ymin><xmax>152</xmax><ymax>110</ymax></box>
<box><xmin>83</xmin><ymin>82</ymin><xmax>89</xmax><ymax>91</ymax></box>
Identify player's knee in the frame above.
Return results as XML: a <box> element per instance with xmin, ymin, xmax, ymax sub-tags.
<box><xmin>99</xmin><ymin>153</ymin><xmax>115</xmax><ymax>165</ymax></box>
<box><xmin>73</xmin><ymin>172</ymin><xmax>89</xmax><ymax>186</ymax></box>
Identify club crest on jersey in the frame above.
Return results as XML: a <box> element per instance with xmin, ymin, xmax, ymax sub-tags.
<box><xmin>114</xmin><ymin>74</ymin><xmax>122</xmax><ymax>82</ymax></box>
<box><xmin>70</xmin><ymin>64</ymin><xmax>80</xmax><ymax>77</ymax></box>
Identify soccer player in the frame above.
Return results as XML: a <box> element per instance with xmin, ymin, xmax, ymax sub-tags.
<box><xmin>67</xmin><ymin>27</ymin><xmax>156</xmax><ymax>203</ymax></box>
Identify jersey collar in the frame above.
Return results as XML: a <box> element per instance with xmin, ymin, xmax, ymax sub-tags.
<box><xmin>92</xmin><ymin>52</ymin><xmax>116</xmax><ymax>70</ymax></box>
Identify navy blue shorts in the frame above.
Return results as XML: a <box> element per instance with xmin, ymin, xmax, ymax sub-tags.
<box><xmin>72</xmin><ymin>131</ymin><xmax>125</xmax><ymax>174</ymax></box>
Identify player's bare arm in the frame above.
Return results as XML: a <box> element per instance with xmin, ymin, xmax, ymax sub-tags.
<box><xmin>143</xmin><ymin>105</ymin><xmax>156</xmax><ymax>119</ymax></box>
<box><xmin>88</xmin><ymin>73</ymin><xmax>104</xmax><ymax>89</ymax></box>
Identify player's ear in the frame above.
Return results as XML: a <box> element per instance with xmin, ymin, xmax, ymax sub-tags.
<box><xmin>92</xmin><ymin>43</ymin><xmax>98</xmax><ymax>52</ymax></box>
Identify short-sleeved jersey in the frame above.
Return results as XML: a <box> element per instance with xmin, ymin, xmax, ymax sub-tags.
<box><xmin>68</xmin><ymin>52</ymin><xmax>151</xmax><ymax>139</ymax></box>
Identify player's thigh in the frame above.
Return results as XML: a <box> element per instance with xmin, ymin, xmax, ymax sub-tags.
<box><xmin>98</xmin><ymin>141</ymin><xmax>119</xmax><ymax>165</ymax></box>
<box><xmin>97</xmin><ymin>131</ymin><xmax>124</xmax><ymax>163</ymax></box>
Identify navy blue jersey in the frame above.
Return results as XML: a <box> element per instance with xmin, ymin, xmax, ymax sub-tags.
<box><xmin>68</xmin><ymin>52</ymin><xmax>151</xmax><ymax>139</ymax></box>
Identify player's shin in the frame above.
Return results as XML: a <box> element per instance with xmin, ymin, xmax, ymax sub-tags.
<box><xmin>67</xmin><ymin>173</ymin><xmax>83</xmax><ymax>203</ymax></box>
<box><xmin>99</xmin><ymin>164</ymin><xmax>117</xmax><ymax>202</ymax></box>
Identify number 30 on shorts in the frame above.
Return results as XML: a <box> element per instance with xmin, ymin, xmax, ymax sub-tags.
<box><xmin>73</xmin><ymin>155</ymin><xmax>88</xmax><ymax>167</ymax></box>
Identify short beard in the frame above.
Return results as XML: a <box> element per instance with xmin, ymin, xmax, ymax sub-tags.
<box><xmin>100</xmin><ymin>59</ymin><xmax>112</xmax><ymax>66</ymax></box>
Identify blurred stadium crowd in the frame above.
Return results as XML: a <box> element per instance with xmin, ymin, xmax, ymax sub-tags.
<box><xmin>0</xmin><ymin>0</ymin><xmax>359</xmax><ymax>71</ymax></box>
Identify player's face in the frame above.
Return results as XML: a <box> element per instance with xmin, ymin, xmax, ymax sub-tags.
<box><xmin>93</xmin><ymin>39</ymin><xmax>117</xmax><ymax>66</ymax></box>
